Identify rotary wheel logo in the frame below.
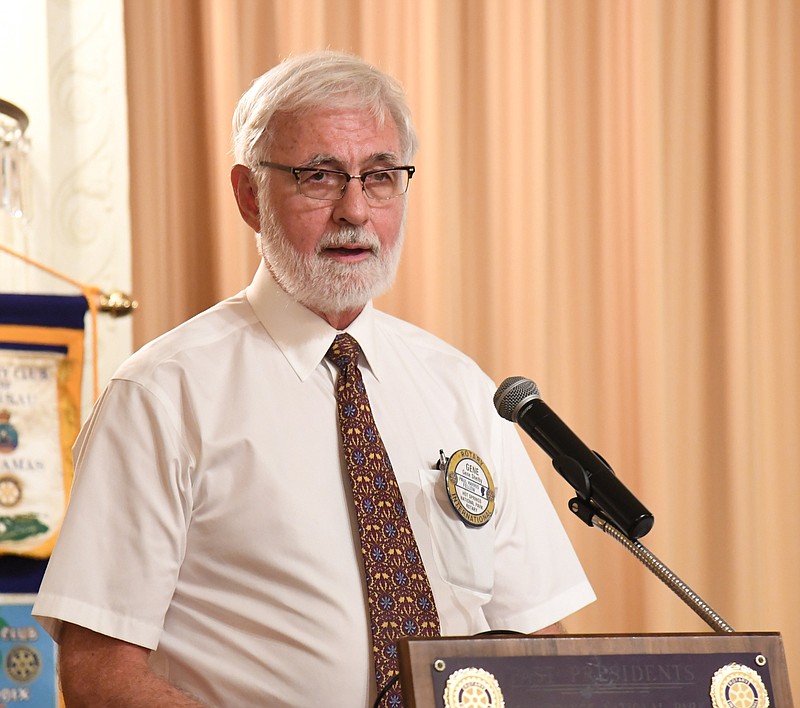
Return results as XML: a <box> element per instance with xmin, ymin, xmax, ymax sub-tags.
<box><xmin>5</xmin><ymin>645</ymin><xmax>42</xmax><ymax>683</ymax></box>
<box><xmin>710</xmin><ymin>663</ymin><xmax>769</xmax><ymax>708</ymax></box>
<box><xmin>0</xmin><ymin>475</ymin><xmax>23</xmax><ymax>507</ymax></box>
<box><xmin>443</xmin><ymin>667</ymin><xmax>505</xmax><ymax>707</ymax></box>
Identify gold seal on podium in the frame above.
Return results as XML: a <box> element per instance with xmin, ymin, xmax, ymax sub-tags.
<box><xmin>710</xmin><ymin>662</ymin><xmax>770</xmax><ymax>708</ymax></box>
<box><xmin>443</xmin><ymin>667</ymin><xmax>504</xmax><ymax>708</ymax></box>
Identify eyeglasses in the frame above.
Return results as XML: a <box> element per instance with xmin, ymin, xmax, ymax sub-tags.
<box><xmin>258</xmin><ymin>161</ymin><xmax>415</xmax><ymax>201</ymax></box>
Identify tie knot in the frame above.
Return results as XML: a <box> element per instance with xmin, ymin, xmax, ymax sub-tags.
<box><xmin>326</xmin><ymin>333</ymin><xmax>361</xmax><ymax>371</ymax></box>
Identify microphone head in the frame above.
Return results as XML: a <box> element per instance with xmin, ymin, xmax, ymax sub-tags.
<box><xmin>494</xmin><ymin>376</ymin><xmax>541</xmax><ymax>422</ymax></box>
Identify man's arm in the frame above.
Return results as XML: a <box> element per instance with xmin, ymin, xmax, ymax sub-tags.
<box><xmin>533</xmin><ymin>622</ymin><xmax>566</xmax><ymax>634</ymax></box>
<box><xmin>58</xmin><ymin>623</ymin><xmax>207</xmax><ymax>707</ymax></box>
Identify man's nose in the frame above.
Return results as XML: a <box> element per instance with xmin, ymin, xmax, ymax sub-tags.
<box><xmin>331</xmin><ymin>178</ymin><xmax>369</xmax><ymax>226</ymax></box>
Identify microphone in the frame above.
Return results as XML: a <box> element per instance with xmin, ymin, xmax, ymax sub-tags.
<box><xmin>494</xmin><ymin>376</ymin><xmax>654</xmax><ymax>539</ymax></box>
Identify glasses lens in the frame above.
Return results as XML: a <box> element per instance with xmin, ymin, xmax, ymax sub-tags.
<box><xmin>296</xmin><ymin>169</ymin><xmax>347</xmax><ymax>200</ymax></box>
<box><xmin>364</xmin><ymin>169</ymin><xmax>409</xmax><ymax>200</ymax></box>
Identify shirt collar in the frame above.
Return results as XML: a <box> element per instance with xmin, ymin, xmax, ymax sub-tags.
<box><xmin>245</xmin><ymin>261</ymin><xmax>383</xmax><ymax>381</ymax></box>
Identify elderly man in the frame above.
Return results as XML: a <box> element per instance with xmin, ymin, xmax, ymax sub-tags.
<box><xmin>34</xmin><ymin>51</ymin><xmax>594</xmax><ymax>707</ymax></box>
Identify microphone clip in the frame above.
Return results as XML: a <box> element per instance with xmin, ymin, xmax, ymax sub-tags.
<box><xmin>552</xmin><ymin>455</ymin><xmax>591</xmax><ymax>499</ymax></box>
<box><xmin>553</xmin><ymin>453</ymin><xmax>621</xmax><ymax>532</ymax></box>
<box><xmin>568</xmin><ymin>495</ymin><xmax>603</xmax><ymax>529</ymax></box>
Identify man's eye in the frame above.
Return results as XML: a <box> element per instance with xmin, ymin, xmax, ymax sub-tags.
<box><xmin>302</xmin><ymin>170</ymin><xmax>331</xmax><ymax>184</ymax></box>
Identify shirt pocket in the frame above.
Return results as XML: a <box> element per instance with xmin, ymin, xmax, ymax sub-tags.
<box><xmin>417</xmin><ymin>467</ymin><xmax>495</xmax><ymax>595</ymax></box>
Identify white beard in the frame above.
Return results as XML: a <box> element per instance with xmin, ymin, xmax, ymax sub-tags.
<box><xmin>258</xmin><ymin>206</ymin><xmax>404</xmax><ymax>317</ymax></box>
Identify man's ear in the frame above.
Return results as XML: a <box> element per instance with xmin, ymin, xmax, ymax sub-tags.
<box><xmin>230</xmin><ymin>164</ymin><xmax>262</xmax><ymax>232</ymax></box>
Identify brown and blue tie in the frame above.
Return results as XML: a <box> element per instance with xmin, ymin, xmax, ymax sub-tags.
<box><xmin>326</xmin><ymin>333</ymin><xmax>440</xmax><ymax>705</ymax></box>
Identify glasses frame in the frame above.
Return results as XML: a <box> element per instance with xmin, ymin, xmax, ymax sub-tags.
<box><xmin>257</xmin><ymin>161</ymin><xmax>415</xmax><ymax>201</ymax></box>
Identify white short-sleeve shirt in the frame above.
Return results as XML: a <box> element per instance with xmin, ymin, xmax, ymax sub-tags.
<box><xmin>34</xmin><ymin>264</ymin><xmax>594</xmax><ymax>707</ymax></box>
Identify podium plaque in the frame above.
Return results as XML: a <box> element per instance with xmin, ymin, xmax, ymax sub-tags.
<box><xmin>398</xmin><ymin>632</ymin><xmax>793</xmax><ymax>707</ymax></box>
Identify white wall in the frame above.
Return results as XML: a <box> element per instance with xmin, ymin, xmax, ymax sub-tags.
<box><xmin>0</xmin><ymin>0</ymin><xmax>133</xmax><ymax>417</ymax></box>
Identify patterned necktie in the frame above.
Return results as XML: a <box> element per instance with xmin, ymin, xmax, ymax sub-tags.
<box><xmin>326</xmin><ymin>333</ymin><xmax>440</xmax><ymax>705</ymax></box>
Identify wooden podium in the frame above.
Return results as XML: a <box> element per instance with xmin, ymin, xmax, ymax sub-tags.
<box><xmin>398</xmin><ymin>632</ymin><xmax>793</xmax><ymax>707</ymax></box>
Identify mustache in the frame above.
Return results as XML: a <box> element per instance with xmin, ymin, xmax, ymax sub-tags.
<box><xmin>317</xmin><ymin>226</ymin><xmax>381</xmax><ymax>253</ymax></box>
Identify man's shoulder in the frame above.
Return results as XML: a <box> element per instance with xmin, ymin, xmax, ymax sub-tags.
<box><xmin>375</xmin><ymin>309</ymin><xmax>460</xmax><ymax>348</ymax></box>
<box><xmin>114</xmin><ymin>290</ymin><xmax>257</xmax><ymax>382</ymax></box>
<box><xmin>373</xmin><ymin>310</ymin><xmax>486</xmax><ymax>376</ymax></box>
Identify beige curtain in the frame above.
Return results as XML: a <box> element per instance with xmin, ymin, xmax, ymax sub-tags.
<box><xmin>125</xmin><ymin>0</ymin><xmax>800</xmax><ymax>683</ymax></box>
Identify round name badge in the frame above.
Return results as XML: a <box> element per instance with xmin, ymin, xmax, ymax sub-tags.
<box><xmin>441</xmin><ymin>449</ymin><xmax>495</xmax><ymax>527</ymax></box>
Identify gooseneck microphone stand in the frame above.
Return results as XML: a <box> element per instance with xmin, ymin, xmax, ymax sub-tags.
<box><xmin>568</xmin><ymin>495</ymin><xmax>735</xmax><ymax>633</ymax></box>
<box><xmin>493</xmin><ymin>376</ymin><xmax>735</xmax><ymax>634</ymax></box>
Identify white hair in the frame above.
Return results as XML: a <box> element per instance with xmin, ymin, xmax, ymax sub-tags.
<box><xmin>232</xmin><ymin>50</ymin><xmax>418</xmax><ymax>167</ymax></box>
